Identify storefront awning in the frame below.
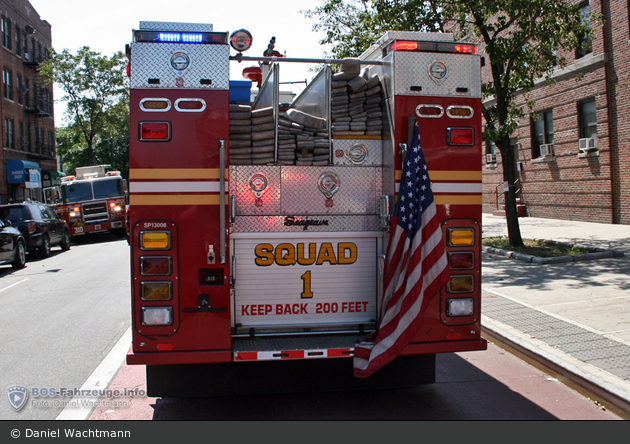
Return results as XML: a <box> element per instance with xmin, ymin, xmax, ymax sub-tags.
<box><xmin>42</xmin><ymin>170</ymin><xmax>65</xmax><ymax>187</ymax></box>
<box><xmin>6</xmin><ymin>160</ymin><xmax>40</xmax><ymax>184</ymax></box>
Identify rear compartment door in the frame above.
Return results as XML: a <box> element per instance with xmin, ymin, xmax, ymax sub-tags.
<box><xmin>232</xmin><ymin>232</ymin><xmax>379</xmax><ymax>331</ymax></box>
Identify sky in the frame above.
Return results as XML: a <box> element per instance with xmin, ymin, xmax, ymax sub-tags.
<box><xmin>27</xmin><ymin>0</ymin><xmax>332</xmax><ymax>126</ymax></box>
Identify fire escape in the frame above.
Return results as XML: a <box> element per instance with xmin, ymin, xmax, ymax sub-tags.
<box><xmin>23</xmin><ymin>46</ymin><xmax>53</xmax><ymax>160</ymax></box>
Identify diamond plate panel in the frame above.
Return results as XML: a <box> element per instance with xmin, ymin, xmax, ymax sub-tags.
<box><xmin>394</xmin><ymin>52</ymin><xmax>481</xmax><ymax>98</ymax></box>
<box><xmin>130</xmin><ymin>42</ymin><xmax>229</xmax><ymax>90</ymax></box>
<box><xmin>231</xmin><ymin>215</ymin><xmax>382</xmax><ymax>233</ymax></box>
<box><xmin>230</xmin><ymin>166</ymin><xmax>282</xmax><ymax>215</ymax></box>
<box><xmin>333</xmin><ymin>139</ymin><xmax>383</xmax><ymax>166</ymax></box>
<box><xmin>139</xmin><ymin>21</ymin><xmax>214</xmax><ymax>32</ymax></box>
<box><xmin>230</xmin><ymin>166</ymin><xmax>382</xmax><ymax>216</ymax></box>
<box><xmin>281</xmin><ymin>166</ymin><xmax>382</xmax><ymax>215</ymax></box>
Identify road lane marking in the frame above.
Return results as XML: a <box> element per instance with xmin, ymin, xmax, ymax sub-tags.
<box><xmin>0</xmin><ymin>278</ymin><xmax>28</xmax><ymax>293</ymax></box>
<box><xmin>56</xmin><ymin>326</ymin><xmax>131</xmax><ymax>421</ymax></box>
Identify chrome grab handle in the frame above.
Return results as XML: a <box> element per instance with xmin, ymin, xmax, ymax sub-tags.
<box><xmin>229</xmin><ymin>195</ymin><xmax>236</xmax><ymax>224</ymax></box>
<box><xmin>219</xmin><ymin>140</ymin><xmax>226</xmax><ymax>264</ymax></box>
<box><xmin>379</xmin><ymin>195</ymin><xmax>390</xmax><ymax>228</ymax></box>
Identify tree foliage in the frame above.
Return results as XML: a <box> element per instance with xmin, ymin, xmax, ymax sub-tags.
<box><xmin>39</xmin><ymin>47</ymin><xmax>129</xmax><ymax>176</ymax></box>
<box><xmin>304</xmin><ymin>0</ymin><xmax>598</xmax><ymax>246</ymax></box>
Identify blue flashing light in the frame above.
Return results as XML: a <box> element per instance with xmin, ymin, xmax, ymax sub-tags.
<box><xmin>158</xmin><ymin>32</ymin><xmax>203</xmax><ymax>43</ymax></box>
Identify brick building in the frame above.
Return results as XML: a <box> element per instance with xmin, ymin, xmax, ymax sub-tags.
<box><xmin>482</xmin><ymin>0</ymin><xmax>630</xmax><ymax>225</ymax></box>
<box><xmin>0</xmin><ymin>0</ymin><xmax>55</xmax><ymax>204</ymax></box>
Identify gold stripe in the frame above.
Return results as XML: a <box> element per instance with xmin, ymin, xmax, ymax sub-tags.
<box><xmin>130</xmin><ymin>169</ymin><xmax>228</xmax><ymax>180</ymax></box>
<box><xmin>434</xmin><ymin>195</ymin><xmax>482</xmax><ymax>205</ymax></box>
<box><xmin>130</xmin><ymin>194</ymin><xmax>228</xmax><ymax>206</ymax></box>
<box><xmin>395</xmin><ymin>170</ymin><xmax>482</xmax><ymax>181</ymax></box>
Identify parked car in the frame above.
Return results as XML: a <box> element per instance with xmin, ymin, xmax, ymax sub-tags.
<box><xmin>0</xmin><ymin>201</ymin><xmax>70</xmax><ymax>258</ymax></box>
<box><xmin>0</xmin><ymin>219</ymin><xmax>26</xmax><ymax>268</ymax></box>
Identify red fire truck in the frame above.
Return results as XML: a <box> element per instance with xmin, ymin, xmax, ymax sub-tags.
<box><xmin>127</xmin><ymin>21</ymin><xmax>486</xmax><ymax>396</ymax></box>
<box><xmin>51</xmin><ymin>165</ymin><xmax>128</xmax><ymax>237</ymax></box>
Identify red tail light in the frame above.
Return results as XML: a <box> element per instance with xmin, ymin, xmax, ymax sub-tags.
<box><xmin>447</xmin><ymin>127</ymin><xmax>475</xmax><ymax>146</ymax></box>
<box><xmin>393</xmin><ymin>41</ymin><xmax>419</xmax><ymax>51</ymax></box>
<box><xmin>139</xmin><ymin>122</ymin><xmax>171</xmax><ymax>141</ymax></box>
<box><xmin>27</xmin><ymin>222</ymin><xmax>36</xmax><ymax>234</ymax></box>
<box><xmin>416</xmin><ymin>104</ymin><xmax>444</xmax><ymax>118</ymax></box>
<box><xmin>454</xmin><ymin>44</ymin><xmax>478</xmax><ymax>54</ymax></box>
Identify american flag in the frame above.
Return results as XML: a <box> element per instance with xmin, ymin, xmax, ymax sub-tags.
<box><xmin>353</xmin><ymin>122</ymin><xmax>449</xmax><ymax>378</ymax></box>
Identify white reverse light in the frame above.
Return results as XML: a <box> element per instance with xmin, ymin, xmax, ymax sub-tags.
<box><xmin>446</xmin><ymin>298</ymin><xmax>474</xmax><ymax>317</ymax></box>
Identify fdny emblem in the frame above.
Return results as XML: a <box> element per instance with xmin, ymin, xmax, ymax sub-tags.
<box><xmin>346</xmin><ymin>144</ymin><xmax>368</xmax><ymax>165</ymax></box>
<box><xmin>428</xmin><ymin>60</ymin><xmax>448</xmax><ymax>85</ymax></box>
<box><xmin>6</xmin><ymin>386</ymin><xmax>28</xmax><ymax>411</ymax></box>
<box><xmin>170</xmin><ymin>51</ymin><xmax>191</xmax><ymax>74</ymax></box>
<box><xmin>318</xmin><ymin>172</ymin><xmax>340</xmax><ymax>199</ymax></box>
<box><xmin>248</xmin><ymin>173</ymin><xmax>268</xmax><ymax>198</ymax></box>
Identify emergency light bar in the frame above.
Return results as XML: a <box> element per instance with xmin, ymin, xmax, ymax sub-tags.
<box><xmin>385</xmin><ymin>40</ymin><xmax>478</xmax><ymax>57</ymax></box>
<box><xmin>133</xmin><ymin>30</ymin><xmax>228</xmax><ymax>44</ymax></box>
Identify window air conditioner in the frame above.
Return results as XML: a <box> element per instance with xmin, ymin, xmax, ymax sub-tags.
<box><xmin>486</xmin><ymin>153</ymin><xmax>496</xmax><ymax>163</ymax></box>
<box><xmin>23</xmin><ymin>52</ymin><xmax>30</xmax><ymax>61</ymax></box>
<box><xmin>539</xmin><ymin>143</ymin><xmax>554</xmax><ymax>157</ymax></box>
<box><xmin>579</xmin><ymin>138</ymin><xmax>598</xmax><ymax>153</ymax></box>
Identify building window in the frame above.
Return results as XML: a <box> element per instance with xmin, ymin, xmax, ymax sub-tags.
<box><xmin>16</xmin><ymin>74</ymin><xmax>22</xmax><ymax>104</ymax></box>
<box><xmin>531</xmin><ymin>110</ymin><xmax>554</xmax><ymax>158</ymax></box>
<box><xmin>3</xmin><ymin>68</ymin><xmax>13</xmax><ymax>100</ymax></box>
<box><xmin>485</xmin><ymin>141</ymin><xmax>498</xmax><ymax>165</ymax></box>
<box><xmin>48</xmin><ymin>132</ymin><xmax>54</xmax><ymax>156</ymax></box>
<box><xmin>26</xmin><ymin>122</ymin><xmax>31</xmax><ymax>151</ymax></box>
<box><xmin>24</xmin><ymin>79</ymin><xmax>29</xmax><ymax>107</ymax></box>
<box><xmin>579</xmin><ymin>99</ymin><xmax>597</xmax><ymax>139</ymax></box>
<box><xmin>19</xmin><ymin>121</ymin><xmax>24</xmax><ymax>150</ymax></box>
<box><xmin>5</xmin><ymin>118</ymin><xmax>14</xmax><ymax>148</ymax></box>
<box><xmin>577</xmin><ymin>2</ymin><xmax>592</xmax><ymax>58</ymax></box>
<box><xmin>14</xmin><ymin>26</ymin><xmax>20</xmax><ymax>55</ymax></box>
<box><xmin>22</xmin><ymin>31</ymin><xmax>28</xmax><ymax>57</ymax></box>
<box><xmin>1</xmin><ymin>16</ymin><xmax>11</xmax><ymax>50</ymax></box>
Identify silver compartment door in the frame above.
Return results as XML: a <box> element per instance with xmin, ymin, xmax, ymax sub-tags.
<box><xmin>233</xmin><ymin>232</ymin><xmax>378</xmax><ymax>329</ymax></box>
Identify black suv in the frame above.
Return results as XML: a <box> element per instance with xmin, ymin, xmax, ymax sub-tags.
<box><xmin>0</xmin><ymin>201</ymin><xmax>70</xmax><ymax>257</ymax></box>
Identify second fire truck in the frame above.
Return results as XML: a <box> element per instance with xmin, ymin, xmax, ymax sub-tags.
<box><xmin>50</xmin><ymin>165</ymin><xmax>128</xmax><ymax>237</ymax></box>
<box><xmin>127</xmin><ymin>21</ymin><xmax>487</xmax><ymax>396</ymax></box>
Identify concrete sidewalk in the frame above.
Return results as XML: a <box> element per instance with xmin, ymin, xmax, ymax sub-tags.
<box><xmin>480</xmin><ymin>214</ymin><xmax>630</xmax><ymax>419</ymax></box>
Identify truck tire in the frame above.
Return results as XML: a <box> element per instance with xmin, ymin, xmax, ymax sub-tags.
<box><xmin>12</xmin><ymin>240</ymin><xmax>26</xmax><ymax>269</ymax></box>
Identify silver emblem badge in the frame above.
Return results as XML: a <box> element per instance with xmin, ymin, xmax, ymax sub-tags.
<box><xmin>428</xmin><ymin>60</ymin><xmax>448</xmax><ymax>84</ymax></box>
<box><xmin>318</xmin><ymin>172</ymin><xmax>340</xmax><ymax>199</ymax></box>
<box><xmin>248</xmin><ymin>173</ymin><xmax>268</xmax><ymax>198</ymax></box>
<box><xmin>7</xmin><ymin>386</ymin><xmax>28</xmax><ymax>411</ymax></box>
<box><xmin>346</xmin><ymin>144</ymin><xmax>368</xmax><ymax>165</ymax></box>
<box><xmin>170</xmin><ymin>51</ymin><xmax>191</xmax><ymax>74</ymax></box>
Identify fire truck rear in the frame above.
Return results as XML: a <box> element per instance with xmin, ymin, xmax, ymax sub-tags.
<box><xmin>55</xmin><ymin>165</ymin><xmax>128</xmax><ymax>237</ymax></box>
<box><xmin>127</xmin><ymin>22</ymin><xmax>486</xmax><ymax>396</ymax></box>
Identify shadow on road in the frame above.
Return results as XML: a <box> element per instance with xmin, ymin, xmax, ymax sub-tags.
<box><xmin>148</xmin><ymin>353</ymin><xmax>559</xmax><ymax>420</ymax></box>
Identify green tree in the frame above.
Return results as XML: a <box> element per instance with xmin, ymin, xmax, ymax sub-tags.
<box><xmin>40</xmin><ymin>46</ymin><xmax>129</xmax><ymax>174</ymax></box>
<box><xmin>304</xmin><ymin>0</ymin><xmax>597</xmax><ymax>246</ymax></box>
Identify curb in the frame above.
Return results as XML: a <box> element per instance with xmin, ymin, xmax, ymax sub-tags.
<box><xmin>481</xmin><ymin>321</ymin><xmax>630</xmax><ymax>420</ymax></box>
<box><xmin>481</xmin><ymin>239</ymin><xmax>624</xmax><ymax>264</ymax></box>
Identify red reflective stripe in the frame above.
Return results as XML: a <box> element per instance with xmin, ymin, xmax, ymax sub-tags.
<box><xmin>234</xmin><ymin>352</ymin><xmax>258</xmax><ymax>361</ymax></box>
<box><xmin>327</xmin><ymin>348</ymin><xmax>354</xmax><ymax>357</ymax></box>
<box><xmin>234</xmin><ymin>348</ymin><xmax>355</xmax><ymax>361</ymax></box>
<box><xmin>275</xmin><ymin>350</ymin><xmax>304</xmax><ymax>359</ymax></box>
